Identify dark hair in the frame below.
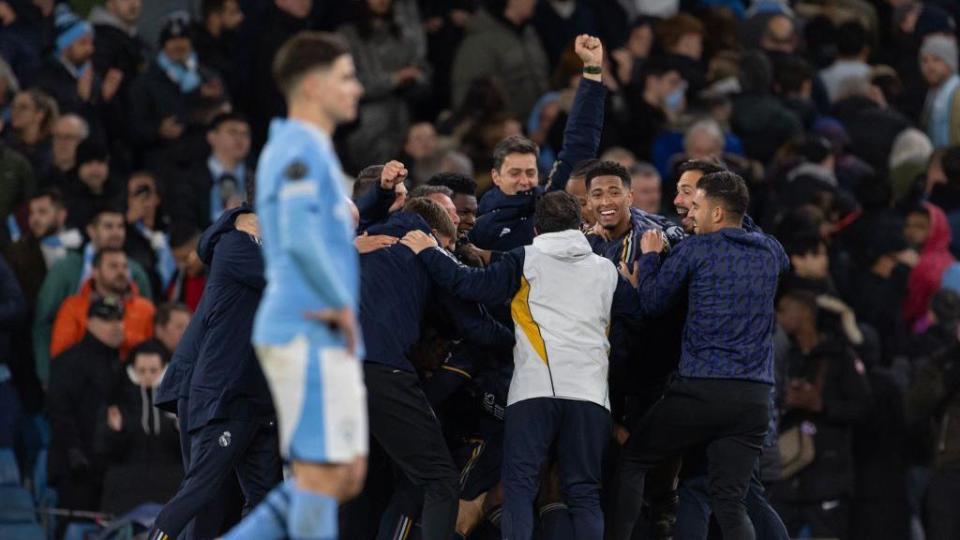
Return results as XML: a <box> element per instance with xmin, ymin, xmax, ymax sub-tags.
<box><xmin>208</xmin><ymin>111</ymin><xmax>248</xmax><ymax>131</ymax></box>
<box><xmin>774</xmin><ymin>55</ymin><xmax>814</xmax><ymax>95</ymax></box>
<box><xmin>492</xmin><ymin>135</ymin><xmax>538</xmax><ymax>172</ymax></box>
<box><xmin>403</xmin><ymin>197</ymin><xmax>456</xmax><ymax>240</ymax></box>
<box><xmin>410</xmin><ymin>185</ymin><xmax>454</xmax><ymax>199</ymax></box>
<box><xmin>93</xmin><ymin>246</ymin><xmax>125</xmax><ymax>268</ymax></box>
<box><xmin>836</xmin><ymin>21</ymin><xmax>868</xmax><ymax>57</ymax></box>
<box><xmin>169</xmin><ymin>222</ymin><xmax>200</xmax><ymax>249</ymax></box>
<box><xmin>427</xmin><ymin>172</ymin><xmax>477</xmax><ymax>196</ymax></box>
<box><xmin>31</xmin><ymin>188</ymin><xmax>65</xmax><ymax>209</ymax></box>
<box><xmin>570</xmin><ymin>158</ymin><xmax>601</xmax><ymax>180</ymax></box>
<box><xmin>784</xmin><ymin>233</ymin><xmax>825</xmax><ymax>258</ymax></box>
<box><xmin>584</xmin><ymin>160</ymin><xmax>631</xmax><ymax>189</ymax></box>
<box><xmin>156</xmin><ymin>302</ymin><xmax>190</xmax><ymax>327</ymax></box>
<box><xmin>90</xmin><ymin>205</ymin><xmax>124</xmax><ymax>225</ymax></box>
<box><xmin>778</xmin><ymin>287</ymin><xmax>819</xmax><ymax>314</ymax></box>
<box><xmin>795</xmin><ymin>136</ymin><xmax>833</xmax><ymax>163</ymax></box>
<box><xmin>639</xmin><ymin>55</ymin><xmax>683</xmax><ymax>86</ymax></box>
<box><xmin>352</xmin><ymin>165</ymin><xmax>383</xmax><ymax>200</ymax></box>
<box><xmin>201</xmin><ymin>0</ymin><xmax>230</xmax><ymax>19</ymax></box>
<box><xmin>697</xmin><ymin>171</ymin><xmax>749</xmax><ymax>219</ymax></box>
<box><xmin>941</xmin><ymin>145</ymin><xmax>960</xmax><ymax>185</ymax></box>
<box><xmin>273</xmin><ymin>32</ymin><xmax>350</xmax><ymax>97</ymax></box>
<box><xmin>677</xmin><ymin>159</ymin><xmax>725</xmax><ymax>176</ymax></box>
<box><xmin>129</xmin><ymin>339</ymin><xmax>171</xmax><ymax>366</ymax></box>
<box><xmin>535</xmin><ymin>191</ymin><xmax>581</xmax><ymax>234</ymax></box>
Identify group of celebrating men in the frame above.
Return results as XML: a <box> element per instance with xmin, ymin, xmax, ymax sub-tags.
<box><xmin>146</xmin><ymin>29</ymin><xmax>789</xmax><ymax>540</ymax></box>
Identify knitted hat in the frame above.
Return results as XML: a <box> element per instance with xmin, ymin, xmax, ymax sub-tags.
<box><xmin>89</xmin><ymin>296</ymin><xmax>124</xmax><ymax>321</ymax></box>
<box><xmin>920</xmin><ymin>34</ymin><xmax>959</xmax><ymax>74</ymax></box>
<box><xmin>158</xmin><ymin>11</ymin><xmax>192</xmax><ymax>47</ymax></box>
<box><xmin>54</xmin><ymin>5</ymin><xmax>93</xmax><ymax>54</ymax></box>
<box><xmin>76</xmin><ymin>138</ymin><xmax>109</xmax><ymax>166</ymax></box>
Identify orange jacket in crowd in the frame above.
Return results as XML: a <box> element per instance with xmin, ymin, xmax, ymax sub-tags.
<box><xmin>50</xmin><ymin>279</ymin><xmax>157</xmax><ymax>361</ymax></box>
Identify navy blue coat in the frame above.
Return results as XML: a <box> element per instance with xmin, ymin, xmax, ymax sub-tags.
<box><xmin>155</xmin><ymin>205</ymin><xmax>253</xmax><ymax>416</ymax></box>
<box><xmin>468</xmin><ymin>77</ymin><xmax>606</xmax><ymax>252</ymax></box>
<box><xmin>359</xmin><ymin>212</ymin><xmax>514</xmax><ymax>373</ymax></box>
<box><xmin>187</xmin><ymin>218</ymin><xmax>273</xmax><ymax>432</ymax></box>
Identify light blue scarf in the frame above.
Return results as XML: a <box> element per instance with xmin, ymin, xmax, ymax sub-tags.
<box><xmin>157</xmin><ymin>51</ymin><xmax>201</xmax><ymax>94</ymax></box>
<box><xmin>927</xmin><ymin>74</ymin><xmax>960</xmax><ymax>148</ymax></box>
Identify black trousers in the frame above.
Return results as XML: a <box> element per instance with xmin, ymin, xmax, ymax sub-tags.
<box><xmin>153</xmin><ymin>417</ymin><xmax>282</xmax><ymax>539</ymax></box>
<box><xmin>610</xmin><ymin>378</ymin><xmax>770</xmax><ymax>540</ymax></box>
<box><xmin>926</xmin><ymin>468</ymin><xmax>960</xmax><ymax>540</ymax></box>
<box><xmin>364</xmin><ymin>362</ymin><xmax>459</xmax><ymax>540</ymax></box>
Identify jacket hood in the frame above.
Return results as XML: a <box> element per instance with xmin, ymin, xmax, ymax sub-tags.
<box><xmin>197</xmin><ymin>205</ymin><xmax>252</xmax><ymax>265</ymax></box>
<box><xmin>922</xmin><ymin>202</ymin><xmax>952</xmax><ymax>255</ymax></box>
<box><xmin>532</xmin><ymin>229</ymin><xmax>594</xmax><ymax>261</ymax></box>
<box><xmin>88</xmin><ymin>6</ymin><xmax>136</xmax><ymax>35</ymax></box>
<box><xmin>478</xmin><ymin>186</ymin><xmax>540</xmax><ymax>215</ymax></box>
<box><xmin>366</xmin><ymin>211</ymin><xmax>431</xmax><ymax>237</ymax></box>
<box><xmin>716</xmin><ymin>227</ymin><xmax>777</xmax><ymax>252</ymax></box>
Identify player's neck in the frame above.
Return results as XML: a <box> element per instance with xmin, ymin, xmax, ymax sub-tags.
<box><xmin>287</xmin><ymin>103</ymin><xmax>334</xmax><ymax>136</ymax></box>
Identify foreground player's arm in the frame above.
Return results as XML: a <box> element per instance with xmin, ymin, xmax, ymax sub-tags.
<box><xmin>277</xmin><ymin>163</ymin><xmax>352</xmax><ymax>308</ymax></box>
<box><xmin>402</xmin><ymin>230</ymin><xmax>524</xmax><ymax>305</ymax></box>
<box><xmin>636</xmin><ymin>231</ymin><xmax>693</xmax><ymax>316</ymax></box>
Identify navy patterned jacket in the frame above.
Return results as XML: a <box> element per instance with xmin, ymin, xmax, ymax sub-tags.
<box><xmin>637</xmin><ymin>226</ymin><xmax>789</xmax><ymax>384</ymax></box>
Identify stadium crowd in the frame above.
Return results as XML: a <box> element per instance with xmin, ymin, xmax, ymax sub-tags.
<box><xmin>0</xmin><ymin>0</ymin><xmax>959</xmax><ymax>539</ymax></box>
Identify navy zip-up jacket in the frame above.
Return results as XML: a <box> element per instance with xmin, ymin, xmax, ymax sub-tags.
<box><xmin>359</xmin><ymin>211</ymin><xmax>514</xmax><ymax>372</ymax></box>
<box><xmin>155</xmin><ymin>205</ymin><xmax>252</xmax><ymax>414</ymax></box>
<box><xmin>636</xmin><ymin>227</ymin><xmax>789</xmax><ymax>384</ymax></box>
<box><xmin>187</xmin><ymin>217</ymin><xmax>274</xmax><ymax>432</ymax></box>
<box><xmin>467</xmin><ymin>77</ymin><xmax>606</xmax><ymax>252</ymax></box>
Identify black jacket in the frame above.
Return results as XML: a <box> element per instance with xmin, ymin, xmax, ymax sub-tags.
<box><xmin>773</xmin><ymin>336</ymin><xmax>872</xmax><ymax>502</ymax></box>
<box><xmin>186</xmin><ymin>214</ymin><xmax>273</xmax><ymax>432</ymax></box>
<box><xmin>96</xmin><ymin>366</ymin><xmax>183</xmax><ymax>515</ymax></box>
<box><xmin>359</xmin><ymin>211</ymin><xmax>513</xmax><ymax>372</ymax></box>
<box><xmin>831</xmin><ymin>96</ymin><xmax>911</xmax><ymax>174</ymax></box>
<box><xmin>47</xmin><ymin>333</ymin><xmax>122</xmax><ymax>485</ymax></box>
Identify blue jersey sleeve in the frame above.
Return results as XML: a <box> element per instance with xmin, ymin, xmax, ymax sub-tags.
<box><xmin>276</xmin><ymin>160</ymin><xmax>352</xmax><ymax>308</ymax></box>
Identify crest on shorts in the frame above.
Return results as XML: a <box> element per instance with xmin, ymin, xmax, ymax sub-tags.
<box><xmin>218</xmin><ymin>431</ymin><xmax>232</xmax><ymax>447</ymax></box>
<box><xmin>284</xmin><ymin>161</ymin><xmax>308</xmax><ymax>181</ymax></box>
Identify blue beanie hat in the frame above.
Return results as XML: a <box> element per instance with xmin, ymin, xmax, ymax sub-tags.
<box><xmin>54</xmin><ymin>5</ymin><xmax>93</xmax><ymax>54</ymax></box>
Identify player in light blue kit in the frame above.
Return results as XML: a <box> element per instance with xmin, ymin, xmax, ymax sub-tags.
<box><xmin>224</xmin><ymin>32</ymin><xmax>366</xmax><ymax>540</ymax></box>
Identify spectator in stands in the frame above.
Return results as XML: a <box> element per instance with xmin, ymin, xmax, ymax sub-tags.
<box><xmin>47</xmin><ymin>296</ymin><xmax>124</xmax><ymax>520</ymax></box>
<box><xmin>249</xmin><ymin>0</ymin><xmax>314</xmax><ymax>146</ymax></box>
<box><xmin>167</xmin><ymin>224</ymin><xmax>206</xmax><ymax>312</ymax></box>
<box><xmin>732</xmin><ymin>50</ymin><xmax>802</xmax><ymax>164</ymax></box>
<box><xmin>771</xmin><ymin>289</ymin><xmax>872</xmax><ymax>539</ymax></box>
<box><xmin>830</xmin><ymin>76</ymin><xmax>912</xmax><ymax>174</ymax></box>
<box><xmin>152</xmin><ymin>302</ymin><xmax>191</xmax><ymax>354</ymax></box>
<box><xmin>774</xmin><ymin>55</ymin><xmax>817</xmax><ymax>129</ymax></box>
<box><xmin>63</xmin><ymin>138</ymin><xmax>117</xmax><ymax>230</ymax></box>
<box><xmin>192</xmin><ymin>0</ymin><xmax>245</xmax><ymax>104</ymax></box>
<box><xmin>904</xmin><ymin>295</ymin><xmax>960</xmax><ymax>540</ymax></box>
<box><xmin>0</xmin><ymin>120</ymin><xmax>35</xmax><ymax>228</ymax></box>
<box><xmin>401</xmin><ymin>122</ymin><xmax>439</xmax><ymax>185</ymax></box>
<box><xmin>125</xmin><ymin>171</ymin><xmax>174</xmax><ymax>296</ymax></box>
<box><xmin>45</xmin><ymin>113</ymin><xmax>88</xmax><ymax>189</ymax></box>
<box><xmin>89</xmin><ymin>0</ymin><xmax>147</xmax><ymax>87</ymax></box>
<box><xmin>97</xmin><ymin>340</ymin><xmax>182</xmax><ymax>515</ymax></box>
<box><xmin>170</xmin><ymin>112</ymin><xmax>250</xmax><ymax>231</ymax></box>
<box><xmin>50</xmin><ymin>246</ymin><xmax>155</xmax><ymax>360</ymax></box>
<box><xmin>340</xmin><ymin>0</ymin><xmax>431</xmax><ymax>168</ymax></box>
<box><xmin>655</xmin><ymin>14</ymin><xmax>705</xmax><ymax>94</ymax></box>
<box><xmin>3</xmin><ymin>190</ymin><xmax>81</xmax><ymax>311</ymax></box>
<box><xmin>451</xmin><ymin>0</ymin><xmax>549</xmax><ymax>120</ymax></box>
<box><xmin>919</xmin><ymin>35</ymin><xmax>960</xmax><ymax>149</ymax></box>
<box><xmin>33</xmin><ymin>207</ymin><xmax>151</xmax><ymax>385</ymax></box>
<box><xmin>624</xmin><ymin>56</ymin><xmax>685</xmax><ymax>160</ymax></box>
<box><xmin>630</xmin><ymin>162</ymin><xmax>661</xmax><ymax>214</ymax></box>
<box><xmin>818</xmin><ymin>21</ymin><xmax>872</xmax><ymax>103</ymax></box>
<box><xmin>903</xmin><ymin>203</ymin><xmax>955</xmax><ymax>329</ymax></box>
<box><xmin>0</xmin><ymin>56</ymin><xmax>19</xmax><ymax>122</ymax></box>
<box><xmin>128</xmin><ymin>11</ymin><xmax>226</xmax><ymax>168</ymax></box>
<box><xmin>6</xmin><ymin>88</ymin><xmax>56</xmax><ymax>179</ymax></box>
<box><xmin>36</xmin><ymin>5</ymin><xmax>121</xmax><ymax>132</ymax></box>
